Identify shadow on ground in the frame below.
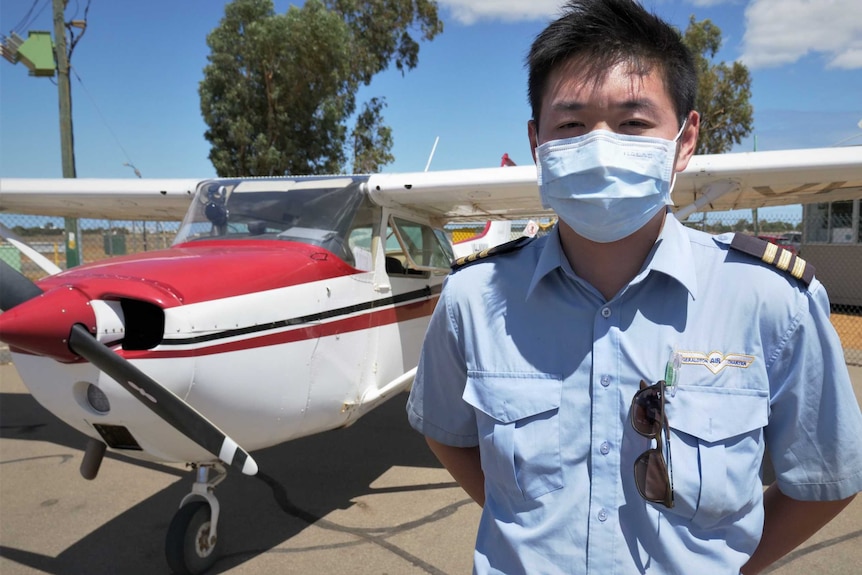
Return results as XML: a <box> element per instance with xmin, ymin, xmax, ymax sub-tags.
<box><xmin>0</xmin><ymin>387</ymin><xmax>447</xmax><ymax>574</ymax></box>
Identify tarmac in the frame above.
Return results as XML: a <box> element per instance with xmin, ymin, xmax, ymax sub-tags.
<box><xmin>0</xmin><ymin>357</ymin><xmax>860</xmax><ymax>575</ymax></box>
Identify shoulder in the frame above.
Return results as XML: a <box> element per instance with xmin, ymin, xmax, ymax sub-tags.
<box><xmin>712</xmin><ymin>232</ymin><xmax>815</xmax><ymax>287</ymax></box>
<box><xmin>450</xmin><ymin>235</ymin><xmax>536</xmax><ymax>272</ymax></box>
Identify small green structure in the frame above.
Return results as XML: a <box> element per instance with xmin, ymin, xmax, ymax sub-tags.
<box><xmin>0</xmin><ymin>31</ymin><xmax>56</xmax><ymax>77</ymax></box>
<box><xmin>0</xmin><ymin>245</ymin><xmax>23</xmax><ymax>272</ymax></box>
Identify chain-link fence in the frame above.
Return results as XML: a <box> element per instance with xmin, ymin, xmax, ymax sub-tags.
<box><xmin>0</xmin><ymin>217</ymin><xmax>181</xmax><ymax>282</ymax></box>
<box><xmin>1</xmin><ymin>203</ymin><xmax>860</xmax><ymax>365</ymax></box>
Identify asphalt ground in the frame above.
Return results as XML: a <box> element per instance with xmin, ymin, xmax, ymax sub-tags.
<box><xmin>1</xmin><ymin>360</ymin><xmax>860</xmax><ymax>575</ymax></box>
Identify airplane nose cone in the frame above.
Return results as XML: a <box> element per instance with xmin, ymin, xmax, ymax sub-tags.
<box><xmin>0</xmin><ymin>285</ymin><xmax>97</xmax><ymax>362</ymax></box>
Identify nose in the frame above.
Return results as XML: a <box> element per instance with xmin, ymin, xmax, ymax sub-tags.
<box><xmin>0</xmin><ymin>285</ymin><xmax>96</xmax><ymax>362</ymax></box>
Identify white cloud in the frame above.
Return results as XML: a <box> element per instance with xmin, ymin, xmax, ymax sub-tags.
<box><xmin>438</xmin><ymin>0</ymin><xmax>560</xmax><ymax>25</ymax></box>
<box><xmin>437</xmin><ymin>0</ymin><xmax>740</xmax><ymax>24</ymax></box>
<box><xmin>740</xmin><ymin>0</ymin><xmax>862</xmax><ymax>69</ymax></box>
<box><xmin>687</xmin><ymin>0</ymin><xmax>733</xmax><ymax>6</ymax></box>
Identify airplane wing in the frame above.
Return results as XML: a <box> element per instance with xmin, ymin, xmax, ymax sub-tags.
<box><xmin>0</xmin><ymin>178</ymin><xmax>200</xmax><ymax>220</ymax></box>
<box><xmin>368</xmin><ymin>145</ymin><xmax>862</xmax><ymax>222</ymax></box>
<box><xmin>368</xmin><ymin>165</ymin><xmax>543</xmax><ymax>221</ymax></box>
<box><xmin>1</xmin><ymin>146</ymin><xmax>860</xmax><ymax>223</ymax></box>
<box><xmin>673</xmin><ymin>146</ymin><xmax>862</xmax><ymax>219</ymax></box>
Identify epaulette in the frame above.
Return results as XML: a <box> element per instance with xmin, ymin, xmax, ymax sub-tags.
<box><xmin>728</xmin><ymin>233</ymin><xmax>814</xmax><ymax>286</ymax></box>
<box><xmin>451</xmin><ymin>235</ymin><xmax>534</xmax><ymax>271</ymax></box>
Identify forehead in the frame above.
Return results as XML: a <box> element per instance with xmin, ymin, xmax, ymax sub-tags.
<box><xmin>540</xmin><ymin>57</ymin><xmax>674</xmax><ymax>117</ymax></box>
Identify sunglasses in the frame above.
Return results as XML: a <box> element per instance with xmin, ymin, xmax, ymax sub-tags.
<box><xmin>631</xmin><ymin>379</ymin><xmax>674</xmax><ymax>508</ymax></box>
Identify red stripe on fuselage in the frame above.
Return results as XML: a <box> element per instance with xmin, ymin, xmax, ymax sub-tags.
<box><xmin>119</xmin><ymin>295</ymin><xmax>439</xmax><ymax>360</ymax></box>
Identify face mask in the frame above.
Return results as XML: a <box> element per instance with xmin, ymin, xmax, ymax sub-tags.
<box><xmin>536</xmin><ymin>123</ymin><xmax>685</xmax><ymax>243</ymax></box>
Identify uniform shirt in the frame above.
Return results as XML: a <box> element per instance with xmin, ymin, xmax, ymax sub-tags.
<box><xmin>406</xmin><ymin>215</ymin><xmax>862</xmax><ymax>575</ymax></box>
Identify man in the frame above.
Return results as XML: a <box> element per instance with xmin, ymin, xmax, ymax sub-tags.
<box><xmin>406</xmin><ymin>1</ymin><xmax>862</xmax><ymax>574</ymax></box>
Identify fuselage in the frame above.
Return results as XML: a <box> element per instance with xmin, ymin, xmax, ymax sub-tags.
<box><xmin>1</xmin><ymin>176</ymin><xmax>452</xmax><ymax>466</ymax></box>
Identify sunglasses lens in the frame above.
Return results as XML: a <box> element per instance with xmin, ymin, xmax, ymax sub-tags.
<box><xmin>632</xmin><ymin>388</ymin><xmax>662</xmax><ymax>436</ymax></box>
<box><xmin>634</xmin><ymin>449</ymin><xmax>670</xmax><ymax>503</ymax></box>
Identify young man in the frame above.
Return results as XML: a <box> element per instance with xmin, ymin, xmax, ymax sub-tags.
<box><xmin>406</xmin><ymin>1</ymin><xmax>862</xmax><ymax>574</ymax></box>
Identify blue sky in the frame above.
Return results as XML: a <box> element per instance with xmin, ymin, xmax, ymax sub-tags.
<box><xmin>1</xmin><ymin>0</ymin><xmax>860</xmax><ymax>180</ymax></box>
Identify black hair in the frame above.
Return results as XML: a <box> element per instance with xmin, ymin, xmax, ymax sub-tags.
<box><xmin>526</xmin><ymin>0</ymin><xmax>696</xmax><ymax>128</ymax></box>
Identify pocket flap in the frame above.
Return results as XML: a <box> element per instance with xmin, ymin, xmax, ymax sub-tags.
<box><xmin>667</xmin><ymin>386</ymin><xmax>769</xmax><ymax>443</ymax></box>
<box><xmin>464</xmin><ymin>372</ymin><xmax>562</xmax><ymax>423</ymax></box>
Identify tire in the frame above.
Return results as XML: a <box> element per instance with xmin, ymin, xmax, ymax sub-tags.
<box><xmin>165</xmin><ymin>501</ymin><xmax>219</xmax><ymax>575</ymax></box>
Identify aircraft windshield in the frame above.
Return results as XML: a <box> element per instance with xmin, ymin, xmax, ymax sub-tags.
<box><xmin>174</xmin><ymin>177</ymin><xmax>368</xmax><ymax>263</ymax></box>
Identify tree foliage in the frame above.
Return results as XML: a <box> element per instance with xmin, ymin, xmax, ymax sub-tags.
<box><xmin>352</xmin><ymin>97</ymin><xmax>394</xmax><ymax>173</ymax></box>
<box><xmin>200</xmin><ymin>0</ymin><xmax>442</xmax><ymax>177</ymax></box>
<box><xmin>682</xmin><ymin>17</ymin><xmax>754</xmax><ymax>155</ymax></box>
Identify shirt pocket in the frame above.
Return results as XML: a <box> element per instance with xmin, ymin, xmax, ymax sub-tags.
<box><xmin>463</xmin><ymin>372</ymin><xmax>564</xmax><ymax>500</ymax></box>
<box><xmin>665</xmin><ymin>386</ymin><xmax>769</xmax><ymax>529</ymax></box>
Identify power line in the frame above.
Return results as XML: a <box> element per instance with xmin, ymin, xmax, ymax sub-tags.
<box><xmin>5</xmin><ymin>0</ymin><xmax>51</xmax><ymax>39</ymax></box>
<box><xmin>70</xmin><ymin>65</ymin><xmax>142</xmax><ymax>174</ymax></box>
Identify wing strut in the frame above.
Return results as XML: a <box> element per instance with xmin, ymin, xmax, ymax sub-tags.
<box><xmin>676</xmin><ymin>180</ymin><xmax>741</xmax><ymax>221</ymax></box>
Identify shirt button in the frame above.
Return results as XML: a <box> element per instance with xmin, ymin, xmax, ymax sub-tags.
<box><xmin>600</xmin><ymin>441</ymin><xmax>610</xmax><ymax>455</ymax></box>
<box><xmin>598</xmin><ymin>508</ymin><xmax>609</xmax><ymax>522</ymax></box>
<box><xmin>601</xmin><ymin>307</ymin><xmax>611</xmax><ymax>318</ymax></box>
<box><xmin>600</xmin><ymin>375</ymin><xmax>610</xmax><ymax>387</ymax></box>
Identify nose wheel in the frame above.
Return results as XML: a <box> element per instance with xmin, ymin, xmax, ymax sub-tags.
<box><xmin>166</xmin><ymin>463</ymin><xmax>226</xmax><ymax>575</ymax></box>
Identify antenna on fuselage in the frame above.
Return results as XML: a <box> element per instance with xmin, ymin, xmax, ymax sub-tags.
<box><xmin>424</xmin><ymin>136</ymin><xmax>440</xmax><ymax>172</ymax></box>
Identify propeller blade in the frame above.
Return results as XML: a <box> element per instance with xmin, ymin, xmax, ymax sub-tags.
<box><xmin>0</xmin><ymin>222</ymin><xmax>62</xmax><ymax>276</ymax></box>
<box><xmin>0</xmin><ymin>260</ymin><xmax>43</xmax><ymax>311</ymax></box>
<box><xmin>67</xmin><ymin>324</ymin><xmax>259</xmax><ymax>476</ymax></box>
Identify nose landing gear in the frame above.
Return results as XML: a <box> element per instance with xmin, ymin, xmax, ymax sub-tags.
<box><xmin>165</xmin><ymin>463</ymin><xmax>226</xmax><ymax>575</ymax></box>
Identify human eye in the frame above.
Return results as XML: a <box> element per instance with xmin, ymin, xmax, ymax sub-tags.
<box><xmin>555</xmin><ymin>120</ymin><xmax>587</xmax><ymax>136</ymax></box>
<box><xmin>622</xmin><ymin>118</ymin><xmax>649</xmax><ymax>127</ymax></box>
<box><xmin>620</xmin><ymin>118</ymin><xmax>652</xmax><ymax>134</ymax></box>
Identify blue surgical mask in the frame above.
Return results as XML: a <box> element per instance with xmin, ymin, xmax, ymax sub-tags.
<box><xmin>536</xmin><ymin>125</ymin><xmax>685</xmax><ymax>243</ymax></box>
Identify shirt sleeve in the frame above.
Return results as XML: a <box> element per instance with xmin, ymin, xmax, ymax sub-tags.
<box><xmin>406</xmin><ymin>276</ymin><xmax>479</xmax><ymax>447</ymax></box>
<box><xmin>765</xmin><ymin>278</ymin><xmax>862</xmax><ymax>501</ymax></box>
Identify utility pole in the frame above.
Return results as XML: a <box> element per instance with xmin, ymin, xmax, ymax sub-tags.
<box><xmin>53</xmin><ymin>0</ymin><xmax>81</xmax><ymax>268</ymax></box>
<box><xmin>2</xmin><ymin>2</ymin><xmax>85</xmax><ymax>268</ymax></box>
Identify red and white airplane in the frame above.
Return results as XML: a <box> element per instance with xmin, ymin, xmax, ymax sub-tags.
<box><xmin>0</xmin><ymin>145</ymin><xmax>860</xmax><ymax>574</ymax></box>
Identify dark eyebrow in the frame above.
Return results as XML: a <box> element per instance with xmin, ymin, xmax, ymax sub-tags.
<box><xmin>550</xmin><ymin>100</ymin><xmax>585</xmax><ymax>112</ymax></box>
<box><xmin>550</xmin><ymin>98</ymin><xmax>662</xmax><ymax>115</ymax></box>
<box><xmin>616</xmin><ymin>98</ymin><xmax>662</xmax><ymax>115</ymax></box>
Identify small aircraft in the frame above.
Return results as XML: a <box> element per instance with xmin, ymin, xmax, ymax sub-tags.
<box><xmin>0</xmin><ymin>144</ymin><xmax>860</xmax><ymax>574</ymax></box>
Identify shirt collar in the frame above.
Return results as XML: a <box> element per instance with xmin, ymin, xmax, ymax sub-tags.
<box><xmin>526</xmin><ymin>214</ymin><xmax>698</xmax><ymax>299</ymax></box>
<box><xmin>526</xmin><ymin>225</ymin><xmax>571</xmax><ymax>298</ymax></box>
<box><xmin>647</xmin><ymin>213</ymin><xmax>698</xmax><ymax>298</ymax></box>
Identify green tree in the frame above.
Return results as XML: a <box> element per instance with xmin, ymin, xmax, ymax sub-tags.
<box><xmin>200</xmin><ymin>0</ymin><xmax>442</xmax><ymax>177</ymax></box>
<box><xmin>732</xmin><ymin>218</ymin><xmax>750</xmax><ymax>232</ymax></box>
<box><xmin>351</xmin><ymin>97</ymin><xmax>394</xmax><ymax>173</ymax></box>
<box><xmin>682</xmin><ymin>17</ymin><xmax>753</xmax><ymax>155</ymax></box>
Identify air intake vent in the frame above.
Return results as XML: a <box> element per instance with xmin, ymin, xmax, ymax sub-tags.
<box><xmin>120</xmin><ymin>299</ymin><xmax>165</xmax><ymax>350</ymax></box>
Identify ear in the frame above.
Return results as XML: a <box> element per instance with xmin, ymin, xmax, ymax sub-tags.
<box><xmin>674</xmin><ymin>111</ymin><xmax>700</xmax><ymax>173</ymax></box>
<box><xmin>528</xmin><ymin>119</ymin><xmax>539</xmax><ymax>164</ymax></box>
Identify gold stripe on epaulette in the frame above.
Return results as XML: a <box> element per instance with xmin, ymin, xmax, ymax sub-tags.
<box><xmin>762</xmin><ymin>242</ymin><xmax>778</xmax><ymax>264</ymax></box>
<box><xmin>776</xmin><ymin>249</ymin><xmax>792</xmax><ymax>271</ymax></box>
<box><xmin>791</xmin><ymin>256</ymin><xmax>807</xmax><ymax>279</ymax></box>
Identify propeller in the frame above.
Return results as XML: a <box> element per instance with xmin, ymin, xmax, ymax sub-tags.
<box><xmin>0</xmin><ymin>259</ymin><xmax>44</xmax><ymax>311</ymax></box>
<box><xmin>0</xmin><ymin>260</ymin><xmax>258</xmax><ymax>476</ymax></box>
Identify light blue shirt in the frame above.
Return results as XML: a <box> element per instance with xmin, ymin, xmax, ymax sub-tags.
<box><xmin>407</xmin><ymin>215</ymin><xmax>862</xmax><ymax>575</ymax></box>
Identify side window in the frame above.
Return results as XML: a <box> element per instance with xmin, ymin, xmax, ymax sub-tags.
<box><xmin>804</xmin><ymin>200</ymin><xmax>860</xmax><ymax>244</ymax></box>
<box><xmin>386</xmin><ymin>217</ymin><xmax>452</xmax><ymax>274</ymax></box>
<box><xmin>348</xmin><ymin>226</ymin><xmax>374</xmax><ymax>271</ymax></box>
<box><xmin>385</xmin><ymin>224</ymin><xmax>409</xmax><ymax>275</ymax></box>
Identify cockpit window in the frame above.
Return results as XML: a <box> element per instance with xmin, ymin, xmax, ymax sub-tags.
<box><xmin>386</xmin><ymin>216</ymin><xmax>453</xmax><ymax>274</ymax></box>
<box><xmin>174</xmin><ymin>177</ymin><xmax>372</xmax><ymax>266</ymax></box>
